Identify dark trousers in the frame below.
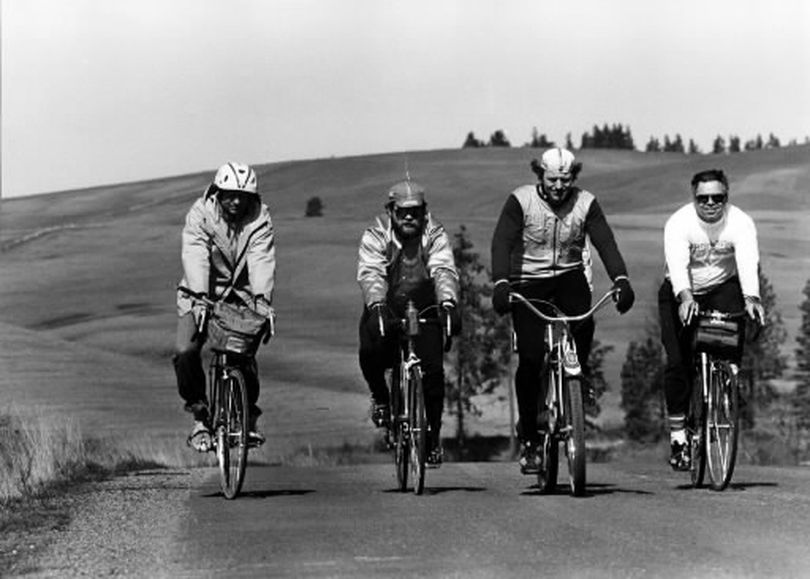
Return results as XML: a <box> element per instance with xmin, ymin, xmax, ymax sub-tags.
<box><xmin>511</xmin><ymin>271</ymin><xmax>594</xmax><ymax>443</ymax></box>
<box><xmin>658</xmin><ymin>277</ymin><xmax>744</xmax><ymax>417</ymax></box>
<box><xmin>173</xmin><ymin>313</ymin><xmax>261</xmax><ymax>421</ymax></box>
<box><xmin>358</xmin><ymin>306</ymin><xmax>445</xmax><ymax>444</ymax></box>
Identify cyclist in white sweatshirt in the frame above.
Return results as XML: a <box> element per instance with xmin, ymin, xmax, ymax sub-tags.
<box><xmin>659</xmin><ymin>168</ymin><xmax>764</xmax><ymax>471</ymax></box>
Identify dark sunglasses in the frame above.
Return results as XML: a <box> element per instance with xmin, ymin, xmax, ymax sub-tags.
<box><xmin>394</xmin><ymin>206</ymin><xmax>425</xmax><ymax>219</ymax></box>
<box><xmin>695</xmin><ymin>194</ymin><xmax>728</xmax><ymax>205</ymax></box>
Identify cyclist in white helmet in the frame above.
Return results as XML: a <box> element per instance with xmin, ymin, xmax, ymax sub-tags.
<box><xmin>357</xmin><ymin>179</ymin><xmax>460</xmax><ymax>466</ymax></box>
<box><xmin>174</xmin><ymin>162</ymin><xmax>276</xmax><ymax>452</ymax></box>
<box><xmin>491</xmin><ymin>147</ymin><xmax>635</xmax><ymax>475</ymax></box>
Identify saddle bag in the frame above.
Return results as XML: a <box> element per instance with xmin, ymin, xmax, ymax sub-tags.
<box><xmin>693</xmin><ymin>316</ymin><xmax>742</xmax><ymax>359</ymax></box>
<box><xmin>207</xmin><ymin>301</ymin><xmax>268</xmax><ymax>356</ymax></box>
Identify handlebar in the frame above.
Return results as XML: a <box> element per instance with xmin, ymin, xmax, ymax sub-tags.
<box><xmin>509</xmin><ymin>289</ymin><xmax>618</xmax><ymax>324</ymax></box>
<box><xmin>177</xmin><ymin>285</ymin><xmax>275</xmax><ymax>342</ymax></box>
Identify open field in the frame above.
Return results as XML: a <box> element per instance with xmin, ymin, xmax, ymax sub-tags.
<box><xmin>1</xmin><ymin>146</ymin><xmax>808</xmax><ymax>454</ymax></box>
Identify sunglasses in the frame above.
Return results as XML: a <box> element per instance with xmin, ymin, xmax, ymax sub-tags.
<box><xmin>695</xmin><ymin>194</ymin><xmax>728</xmax><ymax>205</ymax></box>
<box><xmin>394</xmin><ymin>206</ymin><xmax>425</xmax><ymax>219</ymax></box>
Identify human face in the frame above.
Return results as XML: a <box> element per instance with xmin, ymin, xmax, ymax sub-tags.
<box><xmin>542</xmin><ymin>170</ymin><xmax>574</xmax><ymax>206</ymax></box>
<box><xmin>391</xmin><ymin>204</ymin><xmax>426</xmax><ymax>239</ymax></box>
<box><xmin>219</xmin><ymin>190</ymin><xmax>252</xmax><ymax>221</ymax></box>
<box><xmin>693</xmin><ymin>180</ymin><xmax>728</xmax><ymax>223</ymax></box>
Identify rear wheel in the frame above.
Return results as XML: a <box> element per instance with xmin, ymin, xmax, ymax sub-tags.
<box><xmin>706</xmin><ymin>361</ymin><xmax>739</xmax><ymax>491</ymax></box>
<box><xmin>564</xmin><ymin>377</ymin><xmax>586</xmax><ymax>497</ymax></box>
<box><xmin>688</xmin><ymin>371</ymin><xmax>707</xmax><ymax>488</ymax></box>
<box><xmin>409</xmin><ymin>368</ymin><xmax>427</xmax><ymax>495</ymax></box>
<box><xmin>216</xmin><ymin>368</ymin><xmax>249</xmax><ymax>499</ymax></box>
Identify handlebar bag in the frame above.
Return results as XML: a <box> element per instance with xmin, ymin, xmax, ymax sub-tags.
<box><xmin>693</xmin><ymin>316</ymin><xmax>742</xmax><ymax>359</ymax></box>
<box><xmin>208</xmin><ymin>301</ymin><xmax>268</xmax><ymax>356</ymax></box>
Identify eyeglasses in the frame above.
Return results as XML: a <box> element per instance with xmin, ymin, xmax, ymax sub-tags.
<box><xmin>695</xmin><ymin>194</ymin><xmax>728</xmax><ymax>205</ymax></box>
<box><xmin>394</xmin><ymin>206</ymin><xmax>425</xmax><ymax>219</ymax></box>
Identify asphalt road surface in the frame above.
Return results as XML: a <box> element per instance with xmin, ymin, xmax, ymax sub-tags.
<box><xmin>18</xmin><ymin>458</ymin><xmax>810</xmax><ymax>578</ymax></box>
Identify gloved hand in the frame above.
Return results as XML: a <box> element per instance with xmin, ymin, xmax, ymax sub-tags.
<box><xmin>612</xmin><ymin>277</ymin><xmax>635</xmax><ymax>314</ymax></box>
<box><xmin>441</xmin><ymin>300</ymin><xmax>462</xmax><ymax>337</ymax></box>
<box><xmin>369</xmin><ymin>301</ymin><xmax>392</xmax><ymax>339</ymax></box>
<box><xmin>492</xmin><ymin>281</ymin><xmax>512</xmax><ymax>315</ymax></box>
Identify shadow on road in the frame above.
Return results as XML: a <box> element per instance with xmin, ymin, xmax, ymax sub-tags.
<box><xmin>521</xmin><ymin>482</ymin><xmax>654</xmax><ymax>497</ymax></box>
<box><xmin>382</xmin><ymin>486</ymin><xmax>487</xmax><ymax>495</ymax></box>
<box><xmin>675</xmin><ymin>481</ymin><xmax>779</xmax><ymax>491</ymax></box>
<box><xmin>202</xmin><ymin>489</ymin><xmax>316</xmax><ymax>499</ymax></box>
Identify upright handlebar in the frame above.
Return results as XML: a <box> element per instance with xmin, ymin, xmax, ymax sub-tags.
<box><xmin>177</xmin><ymin>285</ymin><xmax>275</xmax><ymax>341</ymax></box>
<box><xmin>509</xmin><ymin>289</ymin><xmax>618</xmax><ymax>323</ymax></box>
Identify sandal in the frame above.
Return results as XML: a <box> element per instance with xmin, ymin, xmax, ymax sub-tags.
<box><xmin>187</xmin><ymin>421</ymin><xmax>212</xmax><ymax>452</ymax></box>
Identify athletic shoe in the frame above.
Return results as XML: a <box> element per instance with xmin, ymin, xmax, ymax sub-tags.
<box><xmin>519</xmin><ymin>441</ymin><xmax>541</xmax><ymax>475</ymax></box>
<box><xmin>370</xmin><ymin>402</ymin><xmax>390</xmax><ymax>428</ymax></box>
<box><xmin>248</xmin><ymin>415</ymin><xmax>265</xmax><ymax>447</ymax></box>
<box><xmin>669</xmin><ymin>441</ymin><xmax>691</xmax><ymax>471</ymax></box>
<box><xmin>187</xmin><ymin>421</ymin><xmax>212</xmax><ymax>453</ymax></box>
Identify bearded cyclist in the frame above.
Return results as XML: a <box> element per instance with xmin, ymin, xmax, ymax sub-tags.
<box><xmin>491</xmin><ymin>147</ymin><xmax>635</xmax><ymax>474</ymax></box>
<box><xmin>659</xmin><ymin>168</ymin><xmax>764</xmax><ymax>471</ymax></box>
<box><xmin>173</xmin><ymin>162</ymin><xmax>276</xmax><ymax>452</ymax></box>
<box><xmin>357</xmin><ymin>180</ymin><xmax>460</xmax><ymax>466</ymax></box>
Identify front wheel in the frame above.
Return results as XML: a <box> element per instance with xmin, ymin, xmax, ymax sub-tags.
<box><xmin>391</xmin><ymin>368</ymin><xmax>408</xmax><ymax>492</ymax></box>
<box><xmin>563</xmin><ymin>377</ymin><xmax>586</xmax><ymax>497</ymax></box>
<box><xmin>216</xmin><ymin>368</ymin><xmax>249</xmax><ymax>499</ymax></box>
<box><xmin>706</xmin><ymin>361</ymin><xmax>739</xmax><ymax>491</ymax></box>
<box><xmin>409</xmin><ymin>368</ymin><xmax>427</xmax><ymax>495</ymax></box>
<box><xmin>688</xmin><ymin>372</ymin><xmax>707</xmax><ymax>488</ymax></box>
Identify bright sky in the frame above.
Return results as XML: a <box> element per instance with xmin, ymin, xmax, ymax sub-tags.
<box><xmin>2</xmin><ymin>0</ymin><xmax>809</xmax><ymax>198</ymax></box>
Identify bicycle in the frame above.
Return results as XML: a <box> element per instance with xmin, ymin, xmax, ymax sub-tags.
<box><xmin>380</xmin><ymin>301</ymin><xmax>449</xmax><ymax>495</ymax></box>
<box><xmin>685</xmin><ymin>309</ymin><xmax>753</xmax><ymax>491</ymax></box>
<box><xmin>509</xmin><ymin>289</ymin><xmax>617</xmax><ymax>497</ymax></box>
<box><xmin>178</xmin><ymin>286</ymin><xmax>273</xmax><ymax>499</ymax></box>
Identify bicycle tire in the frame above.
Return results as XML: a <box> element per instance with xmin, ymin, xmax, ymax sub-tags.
<box><xmin>688</xmin><ymin>371</ymin><xmax>707</xmax><ymax>488</ymax></box>
<box><xmin>536</xmin><ymin>368</ymin><xmax>558</xmax><ymax>494</ymax></box>
<box><xmin>706</xmin><ymin>361</ymin><xmax>739</xmax><ymax>491</ymax></box>
<box><xmin>392</xmin><ymin>367</ymin><xmax>408</xmax><ymax>492</ymax></box>
<box><xmin>216</xmin><ymin>367</ymin><xmax>249</xmax><ymax>499</ymax></box>
<box><xmin>564</xmin><ymin>377</ymin><xmax>586</xmax><ymax>497</ymax></box>
<box><xmin>409</xmin><ymin>367</ymin><xmax>427</xmax><ymax>495</ymax></box>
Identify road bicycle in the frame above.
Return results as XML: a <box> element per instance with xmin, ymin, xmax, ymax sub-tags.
<box><xmin>509</xmin><ymin>289</ymin><xmax>617</xmax><ymax>497</ymax></box>
<box><xmin>686</xmin><ymin>309</ymin><xmax>752</xmax><ymax>491</ymax></box>
<box><xmin>178</xmin><ymin>286</ymin><xmax>273</xmax><ymax>499</ymax></box>
<box><xmin>381</xmin><ymin>301</ymin><xmax>449</xmax><ymax>495</ymax></box>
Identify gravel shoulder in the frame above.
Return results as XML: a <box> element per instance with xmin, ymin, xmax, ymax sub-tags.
<box><xmin>2</xmin><ymin>468</ymin><xmax>208</xmax><ymax>578</ymax></box>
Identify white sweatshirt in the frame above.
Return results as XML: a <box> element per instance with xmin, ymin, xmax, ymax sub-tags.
<box><xmin>664</xmin><ymin>202</ymin><xmax>760</xmax><ymax>298</ymax></box>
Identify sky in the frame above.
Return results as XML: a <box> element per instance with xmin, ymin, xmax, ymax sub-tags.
<box><xmin>2</xmin><ymin>0</ymin><xmax>809</xmax><ymax>198</ymax></box>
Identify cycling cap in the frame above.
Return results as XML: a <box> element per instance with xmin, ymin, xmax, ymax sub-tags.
<box><xmin>388</xmin><ymin>180</ymin><xmax>426</xmax><ymax>208</ymax></box>
<box><xmin>540</xmin><ymin>147</ymin><xmax>576</xmax><ymax>174</ymax></box>
<box><xmin>213</xmin><ymin>162</ymin><xmax>258</xmax><ymax>195</ymax></box>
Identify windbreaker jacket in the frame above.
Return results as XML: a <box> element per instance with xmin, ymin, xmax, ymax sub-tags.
<box><xmin>357</xmin><ymin>213</ymin><xmax>459</xmax><ymax>308</ymax></box>
<box><xmin>176</xmin><ymin>191</ymin><xmax>276</xmax><ymax>316</ymax></box>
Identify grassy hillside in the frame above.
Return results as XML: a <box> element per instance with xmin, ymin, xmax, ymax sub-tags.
<box><xmin>1</xmin><ymin>146</ymin><xmax>808</xmax><ymax>446</ymax></box>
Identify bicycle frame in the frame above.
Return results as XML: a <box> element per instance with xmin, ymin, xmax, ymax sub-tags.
<box><xmin>509</xmin><ymin>289</ymin><xmax>616</xmax><ymax>496</ymax></box>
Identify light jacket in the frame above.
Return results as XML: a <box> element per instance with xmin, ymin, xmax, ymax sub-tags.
<box><xmin>357</xmin><ymin>213</ymin><xmax>459</xmax><ymax>308</ymax></box>
<box><xmin>176</xmin><ymin>191</ymin><xmax>276</xmax><ymax>316</ymax></box>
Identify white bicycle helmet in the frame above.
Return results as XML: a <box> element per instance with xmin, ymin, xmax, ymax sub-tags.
<box><xmin>213</xmin><ymin>162</ymin><xmax>258</xmax><ymax>195</ymax></box>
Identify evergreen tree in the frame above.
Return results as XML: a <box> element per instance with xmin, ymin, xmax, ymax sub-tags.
<box><xmin>688</xmin><ymin>139</ymin><xmax>700</xmax><ymax>155</ymax></box>
<box><xmin>445</xmin><ymin>226</ymin><xmax>512</xmax><ymax>447</ymax></box>
<box><xmin>728</xmin><ymin>135</ymin><xmax>741</xmax><ymax>153</ymax></box>
<box><xmin>529</xmin><ymin>127</ymin><xmax>553</xmax><ymax>148</ymax></box>
<box><xmin>767</xmin><ymin>133</ymin><xmax>781</xmax><ymax>148</ymax></box>
<box><xmin>620</xmin><ymin>328</ymin><xmax>666</xmax><ymax>442</ymax></box>
<box><xmin>585</xmin><ymin>339</ymin><xmax>614</xmax><ymax>423</ymax></box>
<box><xmin>462</xmin><ymin>131</ymin><xmax>483</xmax><ymax>148</ymax></box>
<box><xmin>712</xmin><ymin>135</ymin><xmax>726</xmax><ymax>154</ymax></box>
<box><xmin>645</xmin><ymin>136</ymin><xmax>661</xmax><ymax>153</ymax></box>
<box><xmin>794</xmin><ymin>279</ymin><xmax>810</xmax><ymax>433</ymax></box>
<box><xmin>488</xmin><ymin>130</ymin><xmax>511</xmax><ymax>148</ymax></box>
<box><xmin>739</xmin><ymin>267</ymin><xmax>787</xmax><ymax>427</ymax></box>
<box><xmin>565</xmin><ymin>132</ymin><xmax>574</xmax><ymax>150</ymax></box>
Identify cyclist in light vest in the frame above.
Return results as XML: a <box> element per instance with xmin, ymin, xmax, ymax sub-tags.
<box><xmin>491</xmin><ymin>147</ymin><xmax>635</xmax><ymax>475</ymax></box>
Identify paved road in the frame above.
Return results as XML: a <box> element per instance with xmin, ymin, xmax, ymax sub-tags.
<box><xmin>22</xmin><ymin>459</ymin><xmax>810</xmax><ymax>578</ymax></box>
